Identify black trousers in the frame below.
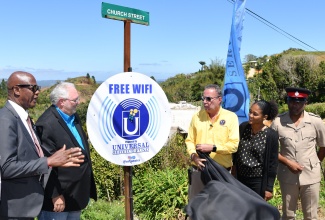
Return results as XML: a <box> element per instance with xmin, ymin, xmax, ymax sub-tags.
<box><xmin>237</xmin><ymin>175</ymin><xmax>264</xmax><ymax>198</ymax></box>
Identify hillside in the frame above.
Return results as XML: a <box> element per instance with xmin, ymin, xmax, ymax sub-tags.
<box><xmin>279</xmin><ymin>48</ymin><xmax>325</xmax><ymax>62</ymax></box>
<box><xmin>39</xmin><ymin>76</ymin><xmax>99</xmax><ymax>104</ymax></box>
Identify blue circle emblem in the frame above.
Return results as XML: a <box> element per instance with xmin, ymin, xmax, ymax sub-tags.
<box><xmin>112</xmin><ymin>98</ymin><xmax>149</xmax><ymax>140</ymax></box>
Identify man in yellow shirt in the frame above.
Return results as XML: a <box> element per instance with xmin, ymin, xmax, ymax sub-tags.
<box><xmin>186</xmin><ymin>84</ymin><xmax>239</xmax><ymax>200</ymax></box>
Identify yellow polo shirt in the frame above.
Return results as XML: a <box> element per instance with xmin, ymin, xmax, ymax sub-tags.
<box><xmin>186</xmin><ymin>107</ymin><xmax>239</xmax><ymax>168</ymax></box>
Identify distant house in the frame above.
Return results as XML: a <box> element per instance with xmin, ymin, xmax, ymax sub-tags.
<box><xmin>248</xmin><ymin>60</ymin><xmax>258</xmax><ymax>68</ymax></box>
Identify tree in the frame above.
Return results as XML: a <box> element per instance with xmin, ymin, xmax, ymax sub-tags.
<box><xmin>150</xmin><ymin>76</ymin><xmax>156</xmax><ymax>82</ymax></box>
<box><xmin>244</xmin><ymin>54</ymin><xmax>257</xmax><ymax>63</ymax></box>
<box><xmin>91</xmin><ymin>76</ymin><xmax>96</xmax><ymax>84</ymax></box>
<box><xmin>0</xmin><ymin>79</ymin><xmax>7</xmax><ymax>100</ymax></box>
<box><xmin>199</xmin><ymin>61</ymin><xmax>206</xmax><ymax>71</ymax></box>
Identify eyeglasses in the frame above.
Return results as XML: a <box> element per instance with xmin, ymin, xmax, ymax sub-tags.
<box><xmin>13</xmin><ymin>84</ymin><xmax>41</xmax><ymax>93</ymax></box>
<box><xmin>201</xmin><ymin>96</ymin><xmax>220</xmax><ymax>102</ymax></box>
<box><xmin>65</xmin><ymin>97</ymin><xmax>80</xmax><ymax>103</ymax></box>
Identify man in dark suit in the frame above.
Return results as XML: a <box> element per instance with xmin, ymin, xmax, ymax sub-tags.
<box><xmin>0</xmin><ymin>71</ymin><xmax>84</xmax><ymax>220</ymax></box>
<box><xmin>36</xmin><ymin>82</ymin><xmax>97</xmax><ymax>220</ymax></box>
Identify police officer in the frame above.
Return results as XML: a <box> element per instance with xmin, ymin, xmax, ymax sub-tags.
<box><xmin>271</xmin><ymin>87</ymin><xmax>325</xmax><ymax>220</ymax></box>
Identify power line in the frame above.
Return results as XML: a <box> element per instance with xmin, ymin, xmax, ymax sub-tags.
<box><xmin>226</xmin><ymin>0</ymin><xmax>322</xmax><ymax>54</ymax></box>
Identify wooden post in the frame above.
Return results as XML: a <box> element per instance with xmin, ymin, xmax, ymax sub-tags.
<box><xmin>124</xmin><ymin>20</ymin><xmax>131</xmax><ymax>72</ymax></box>
<box><xmin>123</xmin><ymin>20</ymin><xmax>133</xmax><ymax>220</ymax></box>
<box><xmin>124</xmin><ymin>166</ymin><xmax>133</xmax><ymax>220</ymax></box>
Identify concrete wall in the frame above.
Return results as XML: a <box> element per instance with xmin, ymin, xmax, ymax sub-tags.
<box><xmin>169</xmin><ymin>103</ymin><xmax>201</xmax><ymax>133</ymax></box>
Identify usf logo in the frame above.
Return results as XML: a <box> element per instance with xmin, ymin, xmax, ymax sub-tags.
<box><xmin>113</xmin><ymin>98</ymin><xmax>149</xmax><ymax>140</ymax></box>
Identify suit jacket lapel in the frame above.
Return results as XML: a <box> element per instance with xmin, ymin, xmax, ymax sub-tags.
<box><xmin>5</xmin><ymin>102</ymin><xmax>40</xmax><ymax>156</ymax></box>
<box><xmin>50</xmin><ymin>106</ymin><xmax>90</xmax><ymax>158</ymax></box>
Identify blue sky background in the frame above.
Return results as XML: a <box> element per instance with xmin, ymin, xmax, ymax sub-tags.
<box><xmin>1</xmin><ymin>0</ymin><xmax>324</xmax><ymax>82</ymax></box>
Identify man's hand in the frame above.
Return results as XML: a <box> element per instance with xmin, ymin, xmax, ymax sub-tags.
<box><xmin>47</xmin><ymin>144</ymin><xmax>84</xmax><ymax>167</ymax></box>
<box><xmin>52</xmin><ymin>195</ymin><xmax>65</xmax><ymax>212</ymax></box>
<box><xmin>192</xmin><ymin>154</ymin><xmax>206</xmax><ymax>170</ymax></box>
<box><xmin>279</xmin><ymin>153</ymin><xmax>303</xmax><ymax>174</ymax></box>
<box><xmin>286</xmin><ymin>160</ymin><xmax>304</xmax><ymax>174</ymax></box>
<box><xmin>60</xmin><ymin>153</ymin><xmax>85</xmax><ymax>167</ymax></box>
<box><xmin>196</xmin><ymin>144</ymin><xmax>214</xmax><ymax>153</ymax></box>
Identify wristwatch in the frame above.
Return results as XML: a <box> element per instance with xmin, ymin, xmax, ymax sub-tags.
<box><xmin>212</xmin><ymin>145</ymin><xmax>217</xmax><ymax>152</ymax></box>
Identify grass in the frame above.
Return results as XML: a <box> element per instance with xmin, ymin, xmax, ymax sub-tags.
<box><xmin>81</xmin><ymin>199</ymin><xmax>125</xmax><ymax>220</ymax></box>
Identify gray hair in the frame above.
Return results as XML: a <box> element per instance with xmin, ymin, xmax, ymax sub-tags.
<box><xmin>50</xmin><ymin>82</ymin><xmax>76</xmax><ymax>105</ymax></box>
<box><xmin>204</xmin><ymin>84</ymin><xmax>222</xmax><ymax>97</ymax></box>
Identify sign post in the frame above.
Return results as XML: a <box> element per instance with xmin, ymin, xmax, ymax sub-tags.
<box><xmin>87</xmin><ymin>73</ymin><xmax>171</xmax><ymax>220</ymax></box>
<box><xmin>101</xmin><ymin>3</ymin><xmax>150</xmax><ymax>219</ymax></box>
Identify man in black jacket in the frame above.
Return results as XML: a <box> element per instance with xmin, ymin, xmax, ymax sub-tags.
<box><xmin>36</xmin><ymin>82</ymin><xmax>97</xmax><ymax>220</ymax></box>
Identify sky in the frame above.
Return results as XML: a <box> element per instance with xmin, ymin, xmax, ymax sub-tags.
<box><xmin>1</xmin><ymin>0</ymin><xmax>325</xmax><ymax>82</ymax></box>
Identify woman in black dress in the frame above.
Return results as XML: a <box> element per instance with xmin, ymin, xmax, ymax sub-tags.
<box><xmin>233</xmin><ymin>100</ymin><xmax>279</xmax><ymax>201</ymax></box>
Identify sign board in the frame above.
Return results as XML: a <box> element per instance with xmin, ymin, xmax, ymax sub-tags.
<box><xmin>87</xmin><ymin>72</ymin><xmax>171</xmax><ymax>166</ymax></box>
<box><xmin>101</xmin><ymin>2</ymin><xmax>149</xmax><ymax>26</ymax></box>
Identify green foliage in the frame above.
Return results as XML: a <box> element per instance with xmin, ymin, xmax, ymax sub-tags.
<box><xmin>248</xmin><ymin>51</ymin><xmax>325</xmax><ymax>105</ymax></box>
<box><xmin>0</xmin><ymin>79</ymin><xmax>8</xmax><ymax>107</ymax></box>
<box><xmin>277</xmin><ymin>102</ymin><xmax>325</xmax><ymax>118</ymax></box>
<box><xmin>150</xmin><ymin>76</ymin><xmax>156</xmax><ymax>82</ymax></box>
<box><xmin>160</xmin><ymin>74</ymin><xmax>191</xmax><ymax>102</ymax></box>
<box><xmin>160</xmin><ymin>58</ymin><xmax>225</xmax><ymax>103</ymax></box>
<box><xmin>134</xmin><ymin>133</ymin><xmax>190</xmax><ymax>176</ymax></box>
<box><xmin>76</xmin><ymin>100</ymin><xmax>90</xmax><ymax>131</ymax></box>
<box><xmin>89</xmin><ymin>144</ymin><xmax>122</xmax><ymax>200</ymax></box>
<box><xmin>199</xmin><ymin>61</ymin><xmax>206</xmax><ymax>71</ymax></box>
<box><xmin>0</xmin><ymin>79</ymin><xmax>7</xmax><ymax>97</ymax></box>
<box><xmin>305</xmin><ymin>103</ymin><xmax>325</xmax><ymax>118</ymax></box>
<box><xmin>129</xmin><ymin>133</ymin><xmax>190</xmax><ymax>219</ymax></box>
<box><xmin>319</xmin><ymin>177</ymin><xmax>325</xmax><ymax>216</ymax></box>
<box><xmin>133</xmin><ymin>167</ymin><xmax>188</xmax><ymax>220</ymax></box>
<box><xmin>267</xmin><ymin>179</ymin><xmax>282</xmax><ymax>209</ymax></box>
<box><xmin>244</xmin><ymin>54</ymin><xmax>257</xmax><ymax>63</ymax></box>
<box><xmin>81</xmin><ymin>199</ymin><xmax>125</xmax><ymax>220</ymax></box>
<box><xmin>92</xmin><ymin>75</ymin><xmax>96</xmax><ymax>84</ymax></box>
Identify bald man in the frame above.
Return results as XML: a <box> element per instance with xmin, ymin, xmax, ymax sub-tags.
<box><xmin>0</xmin><ymin>71</ymin><xmax>84</xmax><ymax>220</ymax></box>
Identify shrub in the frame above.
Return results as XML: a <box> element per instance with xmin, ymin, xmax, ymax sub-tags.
<box><xmin>90</xmin><ymin>144</ymin><xmax>122</xmax><ymax>201</ymax></box>
<box><xmin>305</xmin><ymin>103</ymin><xmax>325</xmax><ymax>118</ymax></box>
<box><xmin>134</xmin><ymin>133</ymin><xmax>190</xmax><ymax>178</ymax></box>
<box><xmin>133</xmin><ymin>167</ymin><xmax>188</xmax><ymax>220</ymax></box>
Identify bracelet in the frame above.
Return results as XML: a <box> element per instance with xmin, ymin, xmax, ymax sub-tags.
<box><xmin>190</xmin><ymin>153</ymin><xmax>196</xmax><ymax>161</ymax></box>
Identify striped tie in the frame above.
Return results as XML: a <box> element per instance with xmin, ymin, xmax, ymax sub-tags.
<box><xmin>27</xmin><ymin>116</ymin><xmax>44</xmax><ymax>157</ymax></box>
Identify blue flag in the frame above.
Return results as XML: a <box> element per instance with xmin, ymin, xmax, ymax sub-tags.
<box><xmin>222</xmin><ymin>0</ymin><xmax>250</xmax><ymax>124</ymax></box>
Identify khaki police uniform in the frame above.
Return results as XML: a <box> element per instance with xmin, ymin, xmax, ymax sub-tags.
<box><xmin>271</xmin><ymin>111</ymin><xmax>325</xmax><ymax>220</ymax></box>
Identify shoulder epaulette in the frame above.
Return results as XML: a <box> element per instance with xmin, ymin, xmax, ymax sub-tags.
<box><xmin>278</xmin><ymin>112</ymin><xmax>287</xmax><ymax>117</ymax></box>
<box><xmin>307</xmin><ymin>112</ymin><xmax>321</xmax><ymax>118</ymax></box>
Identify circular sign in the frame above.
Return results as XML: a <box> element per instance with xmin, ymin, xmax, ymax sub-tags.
<box><xmin>86</xmin><ymin>72</ymin><xmax>171</xmax><ymax>166</ymax></box>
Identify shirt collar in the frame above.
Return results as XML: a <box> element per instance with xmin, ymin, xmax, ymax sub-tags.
<box><xmin>8</xmin><ymin>100</ymin><xmax>29</xmax><ymax>121</ymax></box>
<box><xmin>205</xmin><ymin>106</ymin><xmax>223</xmax><ymax>119</ymax></box>
<box><xmin>55</xmin><ymin>106</ymin><xmax>75</xmax><ymax>123</ymax></box>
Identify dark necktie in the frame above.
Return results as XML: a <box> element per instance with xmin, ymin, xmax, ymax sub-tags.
<box><xmin>27</xmin><ymin>116</ymin><xmax>44</xmax><ymax>157</ymax></box>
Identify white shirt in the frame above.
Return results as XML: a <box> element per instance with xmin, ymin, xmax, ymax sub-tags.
<box><xmin>8</xmin><ymin>100</ymin><xmax>34</xmax><ymax>140</ymax></box>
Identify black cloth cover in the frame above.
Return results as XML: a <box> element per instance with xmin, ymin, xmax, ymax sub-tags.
<box><xmin>185</xmin><ymin>152</ymin><xmax>280</xmax><ymax>220</ymax></box>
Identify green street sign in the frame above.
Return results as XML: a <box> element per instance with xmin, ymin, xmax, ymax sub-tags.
<box><xmin>101</xmin><ymin>2</ymin><xmax>149</xmax><ymax>26</ymax></box>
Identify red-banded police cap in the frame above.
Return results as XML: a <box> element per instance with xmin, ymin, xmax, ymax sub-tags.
<box><xmin>285</xmin><ymin>87</ymin><xmax>311</xmax><ymax>102</ymax></box>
